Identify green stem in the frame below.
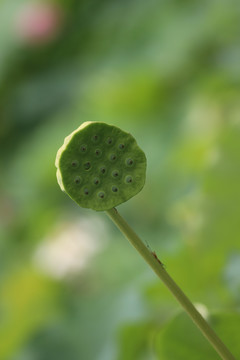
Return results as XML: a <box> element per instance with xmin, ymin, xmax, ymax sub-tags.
<box><xmin>106</xmin><ymin>207</ymin><xmax>236</xmax><ymax>360</ymax></box>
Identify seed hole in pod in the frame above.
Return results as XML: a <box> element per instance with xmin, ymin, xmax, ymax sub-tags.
<box><xmin>84</xmin><ymin>188</ymin><xmax>89</xmax><ymax>195</ymax></box>
<box><xmin>112</xmin><ymin>186</ymin><xmax>118</xmax><ymax>193</ymax></box>
<box><xmin>118</xmin><ymin>144</ymin><xmax>125</xmax><ymax>150</ymax></box>
<box><xmin>98</xmin><ymin>191</ymin><xmax>105</xmax><ymax>199</ymax></box>
<box><xmin>74</xmin><ymin>176</ymin><xmax>82</xmax><ymax>184</ymax></box>
<box><xmin>100</xmin><ymin>166</ymin><xmax>106</xmax><ymax>174</ymax></box>
<box><xmin>125</xmin><ymin>175</ymin><xmax>133</xmax><ymax>183</ymax></box>
<box><xmin>93</xmin><ymin>178</ymin><xmax>100</xmax><ymax>185</ymax></box>
<box><xmin>106</xmin><ymin>137</ymin><xmax>113</xmax><ymax>145</ymax></box>
<box><xmin>95</xmin><ymin>149</ymin><xmax>102</xmax><ymax>156</ymax></box>
<box><xmin>126</xmin><ymin>158</ymin><xmax>134</xmax><ymax>166</ymax></box>
<box><xmin>92</xmin><ymin>135</ymin><xmax>98</xmax><ymax>142</ymax></box>
<box><xmin>112</xmin><ymin>170</ymin><xmax>119</xmax><ymax>178</ymax></box>
<box><xmin>71</xmin><ymin>160</ymin><xmax>79</xmax><ymax>168</ymax></box>
<box><xmin>84</xmin><ymin>162</ymin><xmax>91</xmax><ymax>170</ymax></box>
<box><xmin>110</xmin><ymin>154</ymin><xmax>117</xmax><ymax>161</ymax></box>
<box><xmin>80</xmin><ymin>145</ymin><xmax>87</xmax><ymax>152</ymax></box>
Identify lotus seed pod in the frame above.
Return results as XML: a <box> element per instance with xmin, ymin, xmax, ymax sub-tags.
<box><xmin>55</xmin><ymin>122</ymin><xmax>146</xmax><ymax>211</ymax></box>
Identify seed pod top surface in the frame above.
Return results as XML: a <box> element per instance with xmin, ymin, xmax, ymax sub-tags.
<box><xmin>55</xmin><ymin>122</ymin><xmax>146</xmax><ymax>211</ymax></box>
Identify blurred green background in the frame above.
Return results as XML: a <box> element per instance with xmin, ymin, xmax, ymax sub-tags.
<box><xmin>1</xmin><ymin>0</ymin><xmax>240</xmax><ymax>359</ymax></box>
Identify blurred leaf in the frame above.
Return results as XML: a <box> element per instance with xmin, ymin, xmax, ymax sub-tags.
<box><xmin>117</xmin><ymin>321</ymin><xmax>156</xmax><ymax>360</ymax></box>
<box><xmin>223</xmin><ymin>252</ymin><xmax>240</xmax><ymax>301</ymax></box>
<box><xmin>154</xmin><ymin>312</ymin><xmax>240</xmax><ymax>360</ymax></box>
<box><xmin>0</xmin><ymin>267</ymin><xmax>60</xmax><ymax>360</ymax></box>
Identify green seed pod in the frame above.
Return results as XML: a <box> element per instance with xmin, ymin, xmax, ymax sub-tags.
<box><xmin>55</xmin><ymin>122</ymin><xmax>146</xmax><ymax>211</ymax></box>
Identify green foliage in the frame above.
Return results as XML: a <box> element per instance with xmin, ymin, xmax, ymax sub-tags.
<box><xmin>155</xmin><ymin>312</ymin><xmax>240</xmax><ymax>360</ymax></box>
<box><xmin>117</xmin><ymin>322</ymin><xmax>155</xmax><ymax>360</ymax></box>
<box><xmin>0</xmin><ymin>268</ymin><xmax>60</xmax><ymax>360</ymax></box>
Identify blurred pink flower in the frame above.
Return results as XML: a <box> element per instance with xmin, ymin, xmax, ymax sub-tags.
<box><xmin>16</xmin><ymin>2</ymin><xmax>62</xmax><ymax>44</ymax></box>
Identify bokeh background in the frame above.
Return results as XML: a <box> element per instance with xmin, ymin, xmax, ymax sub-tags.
<box><xmin>1</xmin><ymin>0</ymin><xmax>240</xmax><ymax>359</ymax></box>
